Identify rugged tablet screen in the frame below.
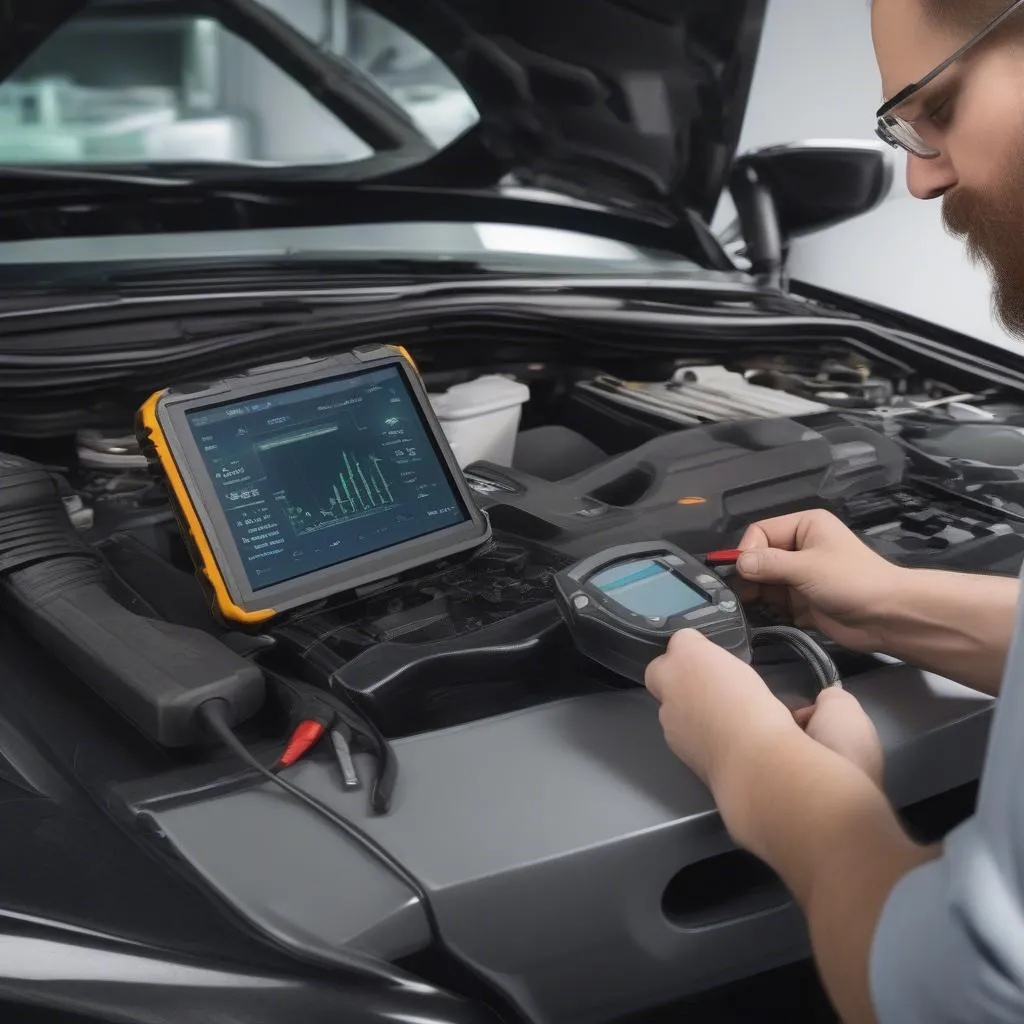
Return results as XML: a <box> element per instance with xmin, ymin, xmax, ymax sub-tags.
<box><xmin>138</xmin><ymin>346</ymin><xmax>490</xmax><ymax>626</ymax></box>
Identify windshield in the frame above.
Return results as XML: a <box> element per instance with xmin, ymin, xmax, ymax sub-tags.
<box><xmin>0</xmin><ymin>0</ymin><xmax>704</xmax><ymax>274</ymax></box>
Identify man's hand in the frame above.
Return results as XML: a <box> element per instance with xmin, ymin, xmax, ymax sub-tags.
<box><xmin>644</xmin><ymin>629</ymin><xmax>799</xmax><ymax>787</ymax></box>
<box><xmin>735</xmin><ymin>509</ymin><xmax>904</xmax><ymax>652</ymax></box>
<box><xmin>736</xmin><ymin>507</ymin><xmax>1018</xmax><ymax>695</ymax></box>
<box><xmin>646</xmin><ymin>628</ymin><xmax>927</xmax><ymax>1024</ymax></box>
<box><xmin>794</xmin><ymin>688</ymin><xmax>884</xmax><ymax>787</ymax></box>
<box><xmin>645</xmin><ymin>628</ymin><xmax>884</xmax><ymax>790</ymax></box>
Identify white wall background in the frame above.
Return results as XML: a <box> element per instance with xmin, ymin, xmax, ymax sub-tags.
<box><xmin>729</xmin><ymin>0</ymin><xmax>1016</xmax><ymax>351</ymax></box>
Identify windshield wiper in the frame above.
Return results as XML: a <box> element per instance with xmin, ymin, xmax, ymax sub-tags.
<box><xmin>0</xmin><ymin>165</ymin><xmax>320</xmax><ymax>211</ymax></box>
<box><xmin>0</xmin><ymin>165</ymin><xmax>194</xmax><ymax>190</ymax></box>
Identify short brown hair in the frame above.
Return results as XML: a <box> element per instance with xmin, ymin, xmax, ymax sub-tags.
<box><xmin>921</xmin><ymin>0</ymin><xmax>1019</xmax><ymax>33</ymax></box>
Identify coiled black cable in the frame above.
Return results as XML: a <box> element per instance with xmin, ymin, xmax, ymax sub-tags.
<box><xmin>750</xmin><ymin>625</ymin><xmax>842</xmax><ymax>690</ymax></box>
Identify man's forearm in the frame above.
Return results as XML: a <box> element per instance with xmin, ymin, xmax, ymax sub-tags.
<box><xmin>876</xmin><ymin>569</ymin><xmax>1018</xmax><ymax>695</ymax></box>
<box><xmin>712</xmin><ymin>732</ymin><xmax>938</xmax><ymax>1024</ymax></box>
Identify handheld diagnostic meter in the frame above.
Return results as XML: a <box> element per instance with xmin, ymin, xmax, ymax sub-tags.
<box><xmin>554</xmin><ymin>541</ymin><xmax>751</xmax><ymax>683</ymax></box>
<box><xmin>137</xmin><ymin>345</ymin><xmax>491</xmax><ymax>628</ymax></box>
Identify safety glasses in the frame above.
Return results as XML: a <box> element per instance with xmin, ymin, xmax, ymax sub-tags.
<box><xmin>875</xmin><ymin>0</ymin><xmax>1024</xmax><ymax>158</ymax></box>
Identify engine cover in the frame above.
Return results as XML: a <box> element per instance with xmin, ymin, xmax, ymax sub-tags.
<box><xmin>464</xmin><ymin>418</ymin><xmax>906</xmax><ymax>559</ymax></box>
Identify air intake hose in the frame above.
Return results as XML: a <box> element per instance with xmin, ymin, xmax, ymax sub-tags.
<box><xmin>0</xmin><ymin>453</ymin><xmax>264</xmax><ymax>746</ymax></box>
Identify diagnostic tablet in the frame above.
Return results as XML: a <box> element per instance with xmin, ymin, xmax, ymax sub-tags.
<box><xmin>137</xmin><ymin>345</ymin><xmax>491</xmax><ymax>626</ymax></box>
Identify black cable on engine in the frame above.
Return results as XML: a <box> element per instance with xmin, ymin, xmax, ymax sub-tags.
<box><xmin>197</xmin><ymin>697</ymin><xmax>537</xmax><ymax>1016</ymax></box>
<box><xmin>750</xmin><ymin>625</ymin><xmax>842</xmax><ymax>690</ymax></box>
<box><xmin>197</xmin><ymin>698</ymin><xmax>442</xmax><ymax>938</ymax></box>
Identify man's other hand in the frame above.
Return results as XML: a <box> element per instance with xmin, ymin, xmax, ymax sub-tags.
<box><xmin>794</xmin><ymin>688</ymin><xmax>884</xmax><ymax>787</ymax></box>
<box><xmin>644</xmin><ymin>628</ymin><xmax>798</xmax><ymax>788</ymax></box>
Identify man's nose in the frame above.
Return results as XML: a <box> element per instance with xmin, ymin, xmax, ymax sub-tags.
<box><xmin>905</xmin><ymin>152</ymin><xmax>957</xmax><ymax>199</ymax></box>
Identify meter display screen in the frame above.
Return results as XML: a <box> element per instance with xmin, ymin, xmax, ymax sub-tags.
<box><xmin>186</xmin><ymin>365</ymin><xmax>469</xmax><ymax>590</ymax></box>
<box><xmin>591</xmin><ymin>560</ymin><xmax>708</xmax><ymax>618</ymax></box>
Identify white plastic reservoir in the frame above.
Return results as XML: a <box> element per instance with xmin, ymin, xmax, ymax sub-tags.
<box><xmin>430</xmin><ymin>375</ymin><xmax>531</xmax><ymax>468</ymax></box>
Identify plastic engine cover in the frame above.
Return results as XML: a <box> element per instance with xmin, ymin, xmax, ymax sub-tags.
<box><xmin>463</xmin><ymin>418</ymin><xmax>906</xmax><ymax>560</ymax></box>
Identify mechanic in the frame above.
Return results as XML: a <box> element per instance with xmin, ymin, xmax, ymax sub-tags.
<box><xmin>644</xmin><ymin>2</ymin><xmax>1024</xmax><ymax>1022</ymax></box>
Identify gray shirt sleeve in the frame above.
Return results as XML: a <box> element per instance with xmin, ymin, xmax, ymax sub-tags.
<box><xmin>870</xmin><ymin>578</ymin><xmax>1024</xmax><ymax>1023</ymax></box>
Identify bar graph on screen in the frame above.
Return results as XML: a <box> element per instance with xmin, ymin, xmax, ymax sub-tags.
<box><xmin>255</xmin><ymin>424</ymin><xmax>400</xmax><ymax>537</ymax></box>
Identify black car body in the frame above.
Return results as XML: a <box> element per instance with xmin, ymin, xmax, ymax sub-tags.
<box><xmin>0</xmin><ymin>2</ymin><xmax>1015</xmax><ymax>1022</ymax></box>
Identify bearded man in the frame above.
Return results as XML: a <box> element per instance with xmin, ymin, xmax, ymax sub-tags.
<box><xmin>646</xmin><ymin>3</ymin><xmax>1024</xmax><ymax>1021</ymax></box>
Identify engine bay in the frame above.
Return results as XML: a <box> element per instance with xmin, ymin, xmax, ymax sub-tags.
<box><xmin>17</xmin><ymin>343</ymin><xmax>1024</xmax><ymax>740</ymax></box>
<box><xmin>1</xmin><ymin>321</ymin><xmax>1019</xmax><ymax>1024</ymax></box>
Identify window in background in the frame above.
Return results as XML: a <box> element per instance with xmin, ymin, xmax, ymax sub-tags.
<box><xmin>0</xmin><ymin>1</ymin><xmax>478</xmax><ymax>166</ymax></box>
<box><xmin>0</xmin><ymin>7</ymin><xmax>370</xmax><ymax>165</ymax></box>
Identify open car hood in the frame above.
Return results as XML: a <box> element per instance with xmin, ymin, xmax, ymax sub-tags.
<box><xmin>375</xmin><ymin>0</ymin><xmax>768</xmax><ymax>222</ymax></box>
<box><xmin>1</xmin><ymin>0</ymin><xmax>767</xmax><ymax>223</ymax></box>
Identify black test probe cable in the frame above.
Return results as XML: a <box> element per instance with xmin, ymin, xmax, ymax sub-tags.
<box><xmin>704</xmin><ymin>550</ymin><xmax>842</xmax><ymax>690</ymax></box>
<box><xmin>196</xmin><ymin>696</ymin><xmax>443</xmax><ymax>939</ymax></box>
<box><xmin>750</xmin><ymin>625</ymin><xmax>842</xmax><ymax>690</ymax></box>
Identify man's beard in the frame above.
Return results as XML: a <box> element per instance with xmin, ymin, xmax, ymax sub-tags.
<box><xmin>943</xmin><ymin>164</ymin><xmax>1024</xmax><ymax>337</ymax></box>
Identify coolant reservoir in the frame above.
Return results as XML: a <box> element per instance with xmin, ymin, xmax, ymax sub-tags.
<box><xmin>430</xmin><ymin>375</ymin><xmax>531</xmax><ymax>468</ymax></box>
